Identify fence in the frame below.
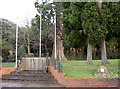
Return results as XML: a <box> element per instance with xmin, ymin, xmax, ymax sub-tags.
<box><xmin>46</xmin><ymin>53</ymin><xmax>63</xmax><ymax>73</ymax></box>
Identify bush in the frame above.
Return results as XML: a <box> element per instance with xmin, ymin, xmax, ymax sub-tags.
<box><xmin>107</xmin><ymin>48</ymin><xmax>119</xmax><ymax>59</ymax></box>
<box><xmin>18</xmin><ymin>46</ymin><xmax>26</xmax><ymax>59</ymax></box>
<box><xmin>25</xmin><ymin>53</ymin><xmax>34</xmax><ymax>57</ymax></box>
<box><xmin>0</xmin><ymin>56</ymin><xmax>3</xmax><ymax>61</ymax></box>
<box><xmin>8</xmin><ymin>54</ymin><xmax>15</xmax><ymax>60</ymax></box>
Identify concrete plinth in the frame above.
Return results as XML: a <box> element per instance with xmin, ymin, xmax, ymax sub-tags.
<box><xmin>18</xmin><ymin>57</ymin><xmax>47</xmax><ymax>71</ymax></box>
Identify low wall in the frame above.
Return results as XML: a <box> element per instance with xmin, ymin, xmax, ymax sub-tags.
<box><xmin>0</xmin><ymin>67</ymin><xmax>17</xmax><ymax>78</ymax></box>
<box><xmin>48</xmin><ymin>66</ymin><xmax>119</xmax><ymax>87</ymax></box>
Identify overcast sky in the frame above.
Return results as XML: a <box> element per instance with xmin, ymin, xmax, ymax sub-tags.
<box><xmin>0</xmin><ymin>0</ymin><xmax>38</xmax><ymax>26</ymax></box>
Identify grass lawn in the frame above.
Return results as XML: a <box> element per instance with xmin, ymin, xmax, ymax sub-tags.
<box><xmin>62</xmin><ymin>59</ymin><xmax>119</xmax><ymax>78</ymax></box>
<box><xmin>1</xmin><ymin>62</ymin><xmax>15</xmax><ymax>68</ymax></box>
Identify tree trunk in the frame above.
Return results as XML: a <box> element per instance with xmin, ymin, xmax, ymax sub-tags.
<box><xmin>54</xmin><ymin>9</ymin><xmax>67</xmax><ymax>61</ymax></box>
<box><xmin>86</xmin><ymin>42</ymin><xmax>93</xmax><ymax>64</ymax></box>
<box><xmin>98</xmin><ymin>0</ymin><xmax>109</xmax><ymax>64</ymax></box>
<box><xmin>101</xmin><ymin>40</ymin><xmax>109</xmax><ymax>64</ymax></box>
<box><xmin>56</xmin><ymin>38</ymin><xmax>67</xmax><ymax>61</ymax></box>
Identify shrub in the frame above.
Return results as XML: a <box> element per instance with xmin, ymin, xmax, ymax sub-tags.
<box><xmin>0</xmin><ymin>56</ymin><xmax>3</xmax><ymax>61</ymax></box>
<box><xmin>25</xmin><ymin>53</ymin><xmax>34</xmax><ymax>57</ymax></box>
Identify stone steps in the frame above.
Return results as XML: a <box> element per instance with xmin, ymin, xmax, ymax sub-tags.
<box><xmin>3</xmin><ymin>74</ymin><xmax>53</xmax><ymax>77</ymax></box>
<box><xmin>11</xmin><ymin>70</ymin><xmax>46</xmax><ymax>74</ymax></box>
<box><xmin>2</xmin><ymin>77</ymin><xmax>57</xmax><ymax>82</ymax></box>
<box><xmin>2</xmin><ymin>70</ymin><xmax>58</xmax><ymax>83</ymax></box>
<box><xmin>2</xmin><ymin>75</ymin><xmax>53</xmax><ymax>80</ymax></box>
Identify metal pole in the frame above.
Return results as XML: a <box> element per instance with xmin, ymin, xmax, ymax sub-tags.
<box><xmin>39</xmin><ymin>11</ymin><xmax>42</xmax><ymax>57</ymax></box>
<box><xmin>55</xmin><ymin>12</ymin><xmax>57</xmax><ymax>59</ymax></box>
<box><xmin>15</xmin><ymin>18</ymin><xmax>18</xmax><ymax>67</ymax></box>
<box><xmin>38</xmin><ymin>0</ymin><xmax>43</xmax><ymax>58</ymax></box>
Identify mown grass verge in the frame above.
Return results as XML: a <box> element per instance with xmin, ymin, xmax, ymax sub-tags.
<box><xmin>62</xmin><ymin>59</ymin><xmax>119</xmax><ymax>78</ymax></box>
<box><xmin>2</xmin><ymin>62</ymin><xmax>15</xmax><ymax>68</ymax></box>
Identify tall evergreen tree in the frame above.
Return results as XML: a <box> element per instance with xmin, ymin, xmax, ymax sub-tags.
<box><xmin>35</xmin><ymin>1</ymin><xmax>67</xmax><ymax>60</ymax></box>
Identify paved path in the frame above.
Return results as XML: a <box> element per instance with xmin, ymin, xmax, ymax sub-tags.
<box><xmin>1</xmin><ymin>80</ymin><xmax>64</xmax><ymax>87</ymax></box>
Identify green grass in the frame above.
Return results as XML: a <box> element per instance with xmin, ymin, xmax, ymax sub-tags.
<box><xmin>62</xmin><ymin>59</ymin><xmax>119</xmax><ymax>78</ymax></box>
<box><xmin>1</xmin><ymin>62</ymin><xmax>15</xmax><ymax>68</ymax></box>
<box><xmin>1</xmin><ymin>59</ymin><xmax>119</xmax><ymax>78</ymax></box>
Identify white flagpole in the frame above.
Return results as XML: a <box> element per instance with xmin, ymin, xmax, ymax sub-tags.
<box><xmin>37</xmin><ymin>0</ymin><xmax>42</xmax><ymax>57</ymax></box>
<box><xmin>55</xmin><ymin>12</ymin><xmax>57</xmax><ymax>59</ymax></box>
<box><xmin>15</xmin><ymin>17</ymin><xmax>18</xmax><ymax>67</ymax></box>
<box><xmin>39</xmin><ymin>10</ymin><xmax>42</xmax><ymax>57</ymax></box>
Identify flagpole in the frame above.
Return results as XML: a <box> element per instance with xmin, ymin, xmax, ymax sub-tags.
<box><xmin>39</xmin><ymin>10</ymin><xmax>42</xmax><ymax>57</ymax></box>
<box><xmin>15</xmin><ymin>17</ymin><xmax>18</xmax><ymax>67</ymax></box>
<box><xmin>36</xmin><ymin>0</ymin><xmax>42</xmax><ymax>57</ymax></box>
<box><xmin>55</xmin><ymin>12</ymin><xmax>57</xmax><ymax>59</ymax></box>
